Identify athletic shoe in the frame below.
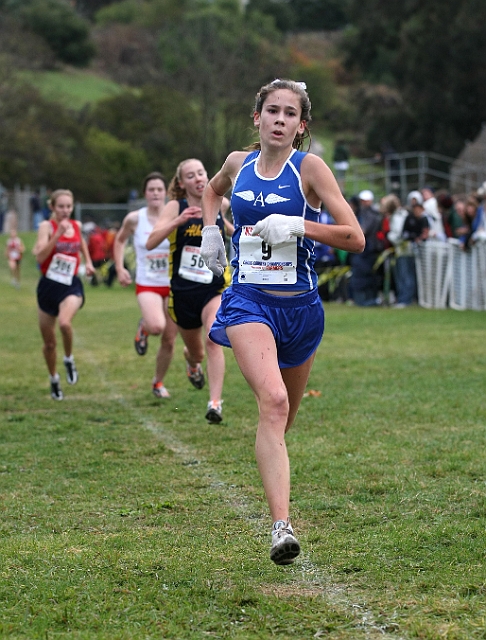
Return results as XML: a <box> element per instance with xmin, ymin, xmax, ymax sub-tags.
<box><xmin>270</xmin><ymin>520</ymin><xmax>300</xmax><ymax>565</ymax></box>
<box><xmin>63</xmin><ymin>357</ymin><xmax>78</xmax><ymax>385</ymax></box>
<box><xmin>152</xmin><ymin>381</ymin><xmax>170</xmax><ymax>399</ymax></box>
<box><xmin>186</xmin><ymin>360</ymin><xmax>205</xmax><ymax>389</ymax></box>
<box><xmin>205</xmin><ymin>400</ymin><xmax>223</xmax><ymax>424</ymax></box>
<box><xmin>134</xmin><ymin>319</ymin><xmax>148</xmax><ymax>356</ymax></box>
<box><xmin>50</xmin><ymin>375</ymin><xmax>63</xmax><ymax>401</ymax></box>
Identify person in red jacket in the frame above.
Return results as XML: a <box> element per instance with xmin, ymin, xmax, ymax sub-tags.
<box><xmin>33</xmin><ymin>189</ymin><xmax>95</xmax><ymax>400</ymax></box>
<box><xmin>87</xmin><ymin>225</ymin><xmax>108</xmax><ymax>286</ymax></box>
<box><xmin>87</xmin><ymin>226</ymin><xmax>107</xmax><ymax>265</ymax></box>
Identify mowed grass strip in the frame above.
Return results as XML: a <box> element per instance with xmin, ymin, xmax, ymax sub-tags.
<box><xmin>1</xmin><ymin>233</ymin><xmax>485</xmax><ymax>639</ymax></box>
<box><xmin>18</xmin><ymin>70</ymin><xmax>125</xmax><ymax>110</ymax></box>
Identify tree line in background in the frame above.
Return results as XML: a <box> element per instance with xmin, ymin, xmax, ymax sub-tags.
<box><xmin>0</xmin><ymin>0</ymin><xmax>485</xmax><ymax>202</ymax></box>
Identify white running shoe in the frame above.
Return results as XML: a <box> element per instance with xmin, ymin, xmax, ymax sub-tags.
<box><xmin>205</xmin><ymin>400</ymin><xmax>223</xmax><ymax>423</ymax></box>
<box><xmin>50</xmin><ymin>374</ymin><xmax>64</xmax><ymax>401</ymax></box>
<box><xmin>63</xmin><ymin>356</ymin><xmax>78</xmax><ymax>385</ymax></box>
<box><xmin>152</xmin><ymin>381</ymin><xmax>170</xmax><ymax>399</ymax></box>
<box><xmin>270</xmin><ymin>519</ymin><xmax>300</xmax><ymax>565</ymax></box>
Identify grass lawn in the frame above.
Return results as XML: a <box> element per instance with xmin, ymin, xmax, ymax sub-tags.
<box><xmin>18</xmin><ymin>69</ymin><xmax>125</xmax><ymax>110</ymax></box>
<box><xmin>1</xmin><ymin>233</ymin><xmax>485</xmax><ymax>639</ymax></box>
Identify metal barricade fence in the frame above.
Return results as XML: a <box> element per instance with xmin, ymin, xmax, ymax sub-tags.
<box><xmin>414</xmin><ymin>239</ymin><xmax>486</xmax><ymax>310</ymax></box>
<box><xmin>449</xmin><ymin>240</ymin><xmax>486</xmax><ymax>311</ymax></box>
<box><xmin>414</xmin><ymin>240</ymin><xmax>452</xmax><ymax>309</ymax></box>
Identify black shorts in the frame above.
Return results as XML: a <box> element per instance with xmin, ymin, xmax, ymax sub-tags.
<box><xmin>37</xmin><ymin>275</ymin><xmax>85</xmax><ymax>317</ymax></box>
<box><xmin>169</xmin><ymin>284</ymin><xmax>223</xmax><ymax>330</ymax></box>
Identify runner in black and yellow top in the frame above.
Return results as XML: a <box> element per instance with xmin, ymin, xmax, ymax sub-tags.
<box><xmin>146</xmin><ymin>158</ymin><xmax>233</xmax><ymax>423</ymax></box>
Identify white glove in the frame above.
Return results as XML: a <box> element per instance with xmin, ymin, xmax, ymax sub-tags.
<box><xmin>201</xmin><ymin>225</ymin><xmax>227</xmax><ymax>276</ymax></box>
<box><xmin>251</xmin><ymin>214</ymin><xmax>305</xmax><ymax>245</ymax></box>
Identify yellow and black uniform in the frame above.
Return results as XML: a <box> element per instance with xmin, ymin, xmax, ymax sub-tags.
<box><xmin>168</xmin><ymin>199</ymin><xmax>230</xmax><ymax>329</ymax></box>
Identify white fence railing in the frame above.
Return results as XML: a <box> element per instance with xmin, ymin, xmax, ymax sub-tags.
<box><xmin>415</xmin><ymin>239</ymin><xmax>486</xmax><ymax>310</ymax></box>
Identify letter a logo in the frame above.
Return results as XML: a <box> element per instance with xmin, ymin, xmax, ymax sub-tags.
<box><xmin>253</xmin><ymin>192</ymin><xmax>265</xmax><ymax>207</ymax></box>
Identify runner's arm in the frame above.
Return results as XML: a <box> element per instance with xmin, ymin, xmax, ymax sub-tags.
<box><xmin>114</xmin><ymin>211</ymin><xmax>137</xmax><ymax>284</ymax></box>
<box><xmin>32</xmin><ymin>220</ymin><xmax>61</xmax><ymax>264</ymax></box>
<box><xmin>301</xmin><ymin>154</ymin><xmax>365</xmax><ymax>253</ymax></box>
<box><xmin>202</xmin><ymin>151</ymin><xmax>246</xmax><ymax>227</ymax></box>
<box><xmin>146</xmin><ymin>201</ymin><xmax>182</xmax><ymax>250</ymax></box>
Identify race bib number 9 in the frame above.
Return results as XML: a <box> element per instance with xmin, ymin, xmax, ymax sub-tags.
<box><xmin>46</xmin><ymin>253</ymin><xmax>77</xmax><ymax>285</ymax></box>
<box><xmin>145</xmin><ymin>251</ymin><xmax>169</xmax><ymax>280</ymax></box>
<box><xmin>238</xmin><ymin>226</ymin><xmax>297</xmax><ymax>285</ymax></box>
<box><xmin>179</xmin><ymin>245</ymin><xmax>213</xmax><ymax>284</ymax></box>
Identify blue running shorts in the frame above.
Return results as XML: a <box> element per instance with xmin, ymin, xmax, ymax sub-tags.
<box><xmin>209</xmin><ymin>284</ymin><xmax>325</xmax><ymax>369</ymax></box>
<box><xmin>37</xmin><ymin>275</ymin><xmax>85</xmax><ymax>317</ymax></box>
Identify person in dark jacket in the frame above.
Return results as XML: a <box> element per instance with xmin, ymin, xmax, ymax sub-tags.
<box><xmin>349</xmin><ymin>190</ymin><xmax>383</xmax><ymax>306</ymax></box>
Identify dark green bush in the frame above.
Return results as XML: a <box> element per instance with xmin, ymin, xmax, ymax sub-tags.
<box><xmin>18</xmin><ymin>0</ymin><xmax>95</xmax><ymax>66</ymax></box>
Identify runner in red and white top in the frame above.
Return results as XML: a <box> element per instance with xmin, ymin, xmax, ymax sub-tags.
<box><xmin>113</xmin><ymin>172</ymin><xmax>178</xmax><ymax>399</ymax></box>
<box><xmin>33</xmin><ymin>189</ymin><xmax>95</xmax><ymax>401</ymax></box>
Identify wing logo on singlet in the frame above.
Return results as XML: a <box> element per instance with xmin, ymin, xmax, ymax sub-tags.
<box><xmin>265</xmin><ymin>193</ymin><xmax>291</xmax><ymax>204</ymax></box>
<box><xmin>234</xmin><ymin>190</ymin><xmax>254</xmax><ymax>201</ymax></box>
<box><xmin>234</xmin><ymin>190</ymin><xmax>290</xmax><ymax>207</ymax></box>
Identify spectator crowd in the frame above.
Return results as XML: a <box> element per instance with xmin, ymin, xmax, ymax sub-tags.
<box><xmin>315</xmin><ymin>183</ymin><xmax>486</xmax><ymax>308</ymax></box>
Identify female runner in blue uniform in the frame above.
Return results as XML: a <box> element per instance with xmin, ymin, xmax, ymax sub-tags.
<box><xmin>201</xmin><ymin>79</ymin><xmax>365</xmax><ymax>565</ymax></box>
<box><xmin>146</xmin><ymin>158</ymin><xmax>233</xmax><ymax>423</ymax></box>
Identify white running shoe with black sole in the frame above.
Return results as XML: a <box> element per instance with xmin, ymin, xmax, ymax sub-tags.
<box><xmin>63</xmin><ymin>357</ymin><xmax>78</xmax><ymax>385</ymax></box>
<box><xmin>205</xmin><ymin>400</ymin><xmax>223</xmax><ymax>424</ymax></box>
<box><xmin>270</xmin><ymin>520</ymin><xmax>300</xmax><ymax>565</ymax></box>
<box><xmin>50</xmin><ymin>375</ymin><xmax>64</xmax><ymax>401</ymax></box>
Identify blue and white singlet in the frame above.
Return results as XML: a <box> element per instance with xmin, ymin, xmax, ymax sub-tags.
<box><xmin>230</xmin><ymin>149</ymin><xmax>320</xmax><ymax>292</ymax></box>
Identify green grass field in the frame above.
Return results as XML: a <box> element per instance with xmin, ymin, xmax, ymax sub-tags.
<box><xmin>19</xmin><ymin>70</ymin><xmax>125</xmax><ymax>110</ymax></box>
<box><xmin>1</xmin><ymin>233</ymin><xmax>485</xmax><ymax>639</ymax></box>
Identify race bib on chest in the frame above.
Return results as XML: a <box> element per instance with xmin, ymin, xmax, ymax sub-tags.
<box><xmin>179</xmin><ymin>245</ymin><xmax>213</xmax><ymax>284</ymax></box>
<box><xmin>46</xmin><ymin>253</ymin><xmax>77</xmax><ymax>285</ymax></box>
<box><xmin>145</xmin><ymin>251</ymin><xmax>169</xmax><ymax>280</ymax></box>
<box><xmin>238</xmin><ymin>226</ymin><xmax>297</xmax><ymax>285</ymax></box>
